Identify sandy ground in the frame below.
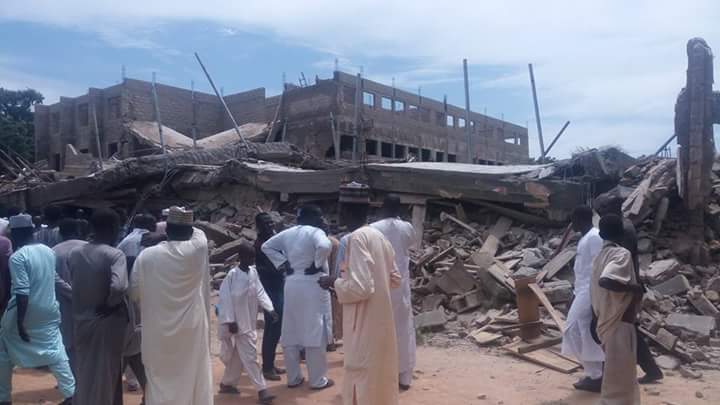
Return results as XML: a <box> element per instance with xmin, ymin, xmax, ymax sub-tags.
<box><xmin>6</xmin><ymin>342</ymin><xmax>719</xmax><ymax>405</ymax></box>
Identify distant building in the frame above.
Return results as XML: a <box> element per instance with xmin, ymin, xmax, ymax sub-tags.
<box><xmin>34</xmin><ymin>71</ymin><xmax>528</xmax><ymax>170</ymax></box>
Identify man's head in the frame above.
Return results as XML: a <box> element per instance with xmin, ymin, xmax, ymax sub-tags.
<box><xmin>599</xmin><ymin>214</ymin><xmax>625</xmax><ymax>244</ymax></box>
<box><xmin>58</xmin><ymin>218</ymin><xmax>80</xmax><ymax>241</ymax></box>
<box><xmin>255</xmin><ymin>212</ymin><xmax>275</xmax><ymax>237</ymax></box>
<box><xmin>381</xmin><ymin>194</ymin><xmax>402</xmax><ymax>219</ymax></box>
<box><xmin>90</xmin><ymin>209</ymin><xmax>120</xmax><ymax>245</ymax></box>
<box><xmin>237</xmin><ymin>241</ymin><xmax>256</xmax><ymax>270</ymax></box>
<box><xmin>7</xmin><ymin>207</ymin><xmax>21</xmax><ymax>217</ymax></box>
<box><xmin>597</xmin><ymin>196</ymin><xmax>623</xmax><ymax>217</ymax></box>
<box><xmin>132</xmin><ymin>214</ymin><xmax>157</xmax><ymax>232</ymax></box>
<box><xmin>340</xmin><ymin>203</ymin><xmax>369</xmax><ymax>232</ymax></box>
<box><xmin>571</xmin><ymin>205</ymin><xmax>594</xmax><ymax>233</ymax></box>
<box><xmin>166</xmin><ymin>206</ymin><xmax>194</xmax><ymax>241</ymax></box>
<box><xmin>297</xmin><ymin>205</ymin><xmax>324</xmax><ymax>228</ymax></box>
<box><xmin>43</xmin><ymin>205</ymin><xmax>63</xmax><ymax>226</ymax></box>
<box><xmin>9</xmin><ymin>214</ymin><xmax>35</xmax><ymax>249</ymax></box>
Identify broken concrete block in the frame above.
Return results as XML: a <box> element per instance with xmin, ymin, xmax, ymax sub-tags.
<box><xmin>638</xmin><ymin>238</ymin><xmax>653</xmax><ymax>253</ymax></box>
<box><xmin>706</xmin><ymin>290</ymin><xmax>720</xmax><ymax>303</ymax></box>
<box><xmin>449</xmin><ymin>290</ymin><xmax>484</xmax><ymax>313</ymax></box>
<box><xmin>411</xmin><ymin>277</ymin><xmax>434</xmax><ymax>295</ymax></box>
<box><xmin>468</xmin><ymin>330</ymin><xmax>502</xmax><ymax>346</ymax></box>
<box><xmin>688</xmin><ymin>289</ymin><xmax>720</xmax><ymax>318</ymax></box>
<box><xmin>421</xmin><ymin>294</ymin><xmax>445</xmax><ymax>312</ymax></box>
<box><xmin>520</xmin><ymin>248</ymin><xmax>545</xmax><ymax>268</ymax></box>
<box><xmin>654</xmin><ymin>328</ymin><xmax>679</xmax><ymax>351</ymax></box>
<box><xmin>194</xmin><ymin>220</ymin><xmax>240</xmax><ymax>245</ymax></box>
<box><xmin>638</xmin><ymin>253</ymin><xmax>652</xmax><ymax>271</ymax></box>
<box><xmin>679</xmin><ymin>366</ymin><xmax>703</xmax><ymax>379</ymax></box>
<box><xmin>707</xmin><ymin>276</ymin><xmax>720</xmax><ymax>293</ymax></box>
<box><xmin>646</xmin><ymin>259</ymin><xmax>680</xmax><ymax>285</ymax></box>
<box><xmin>655</xmin><ymin>355</ymin><xmax>681</xmax><ymax>370</ymax></box>
<box><xmin>541</xmin><ymin>280</ymin><xmax>573</xmax><ymax>304</ymax></box>
<box><xmin>210</xmin><ymin>238</ymin><xmax>248</xmax><ymax>263</ymax></box>
<box><xmin>652</xmin><ymin>274</ymin><xmax>691</xmax><ymax>296</ymax></box>
<box><xmin>415</xmin><ymin>309</ymin><xmax>446</xmax><ymax>331</ymax></box>
<box><xmin>665</xmin><ymin>313</ymin><xmax>716</xmax><ymax>338</ymax></box>
<box><xmin>433</xmin><ymin>261</ymin><xmax>476</xmax><ymax>295</ymax></box>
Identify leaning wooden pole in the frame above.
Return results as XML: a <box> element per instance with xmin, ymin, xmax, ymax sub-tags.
<box><xmin>194</xmin><ymin>52</ymin><xmax>250</xmax><ymax>149</ymax></box>
<box><xmin>151</xmin><ymin>72</ymin><xmax>167</xmax><ymax>172</ymax></box>
<box><xmin>91</xmin><ymin>101</ymin><xmax>104</xmax><ymax>170</ymax></box>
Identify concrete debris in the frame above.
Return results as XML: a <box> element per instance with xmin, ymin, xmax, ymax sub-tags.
<box><xmin>651</xmin><ymin>274</ymin><xmax>691</xmax><ymax>296</ymax></box>
<box><xmin>655</xmin><ymin>354</ymin><xmax>682</xmax><ymax>370</ymax></box>
<box><xmin>645</xmin><ymin>259</ymin><xmax>681</xmax><ymax>285</ymax></box>
<box><xmin>415</xmin><ymin>309</ymin><xmax>447</xmax><ymax>331</ymax></box>
<box><xmin>664</xmin><ymin>313</ymin><xmax>716</xmax><ymax>338</ymax></box>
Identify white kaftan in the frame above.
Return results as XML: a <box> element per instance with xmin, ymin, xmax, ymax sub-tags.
<box><xmin>561</xmin><ymin>227</ymin><xmax>605</xmax><ymax>376</ymax></box>
<box><xmin>131</xmin><ymin>228</ymin><xmax>213</xmax><ymax>405</ymax></box>
<box><xmin>335</xmin><ymin>226</ymin><xmax>401</xmax><ymax>405</ymax></box>
<box><xmin>217</xmin><ymin>266</ymin><xmax>274</xmax><ymax>391</ymax></box>
<box><xmin>370</xmin><ymin>217</ymin><xmax>417</xmax><ymax>385</ymax></box>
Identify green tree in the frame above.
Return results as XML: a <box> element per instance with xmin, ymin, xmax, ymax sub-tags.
<box><xmin>0</xmin><ymin>88</ymin><xmax>44</xmax><ymax>162</ymax></box>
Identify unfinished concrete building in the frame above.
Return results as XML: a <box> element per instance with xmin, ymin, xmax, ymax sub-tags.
<box><xmin>34</xmin><ymin>71</ymin><xmax>529</xmax><ymax>170</ymax></box>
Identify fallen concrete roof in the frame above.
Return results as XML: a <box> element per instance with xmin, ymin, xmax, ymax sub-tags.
<box><xmin>198</xmin><ymin>123</ymin><xmax>269</xmax><ymax>148</ymax></box>
<box><xmin>129</xmin><ymin>120</ymin><xmax>269</xmax><ymax>151</ymax></box>
<box><xmin>369</xmin><ymin>162</ymin><xmax>549</xmax><ymax>175</ymax></box>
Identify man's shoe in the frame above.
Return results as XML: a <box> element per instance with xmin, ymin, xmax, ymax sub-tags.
<box><xmin>127</xmin><ymin>381</ymin><xmax>140</xmax><ymax>392</ymax></box>
<box><xmin>638</xmin><ymin>372</ymin><xmax>663</xmax><ymax>384</ymax></box>
<box><xmin>219</xmin><ymin>383</ymin><xmax>240</xmax><ymax>394</ymax></box>
<box><xmin>263</xmin><ymin>370</ymin><xmax>282</xmax><ymax>381</ymax></box>
<box><xmin>399</xmin><ymin>383</ymin><xmax>411</xmax><ymax>391</ymax></box>
<box><xmin>274</xmin><ymin>367</ymin><xmax>286</xmax><ymax>375</ymax></box>
<box><xmin>311</xmin><ymin>378</ymin><xmax>335</xmax><ymax>391</ymax></box>
<box><xmin>258</xmin><ymin>389</ymin><xmax>276</xmax><ymax>404</ymax></box>
<box><xmin>288</xmin><ymin>377</ymin><xmax>305</xmax><ymax>388</ymax></box>
<box><xmin>573</xmin><ymin>377</ymin><xmax>602</xmax><ymax>393</ymax></box>
<box><xmin>326</xmin><ymin>343</ymin><xmax>337</xmax><ymax>352</ymax></box>
<box><xmin>58</xmin><ymin>397</ymin><xmax>73</xmax><ymax>405</ymax></box>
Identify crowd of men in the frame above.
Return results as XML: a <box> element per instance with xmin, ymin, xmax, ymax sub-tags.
<box><xmin>0</xmin><ymin>189</ymin><xmax>658</xmax><ymax>405</ymax></box>
<box><xmin>0</xmin><ymin>182</ymin><xmax>418</xmax><ymax>405</ymax></box>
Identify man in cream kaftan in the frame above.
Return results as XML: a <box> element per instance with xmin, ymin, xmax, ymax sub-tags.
<box><xmin>131</xmin><ymin>208</ymin><xmax>213</xmax><ymax>405</ymax></box>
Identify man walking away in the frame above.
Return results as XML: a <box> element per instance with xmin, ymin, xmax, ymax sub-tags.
<box><xmin>35</xmin><ymin>206</ymin><xmax>63</xmax><ymax>248</ymax></box>
<box><xmin>0</xmin><ymin>214</ymin><xmax>74</xmax><ymax>405</ymax></box>
<box><xmin>319</xmin><ymin>182</ymin><xmax>401</xmax><ymax>405</ymax></box>
<box><xmin>370</xmin><ymin>194</ymin><xmax>417</xmax><ymax>391</ymax></box>
<box><xmin>598</xmin><ymin>197</ymin><xmax>663</xmax><ymax>384</ymax></box>
<box><xmin>591</xmin><ymin>215</ymin><xmax>643</xmax><ymax>405</ymax></box>
<box><xmin>69</xmin><ymin>210</ymin><xmax>129</xmax><ymax>405</ymax></box>
<box><xmin>131</xmin><ymin>207</ymin><xmax>213</xmax><ymax>405</ymax></box>
<box><xmin>254</xmin><ymin>213</ymin><xmax>286</xmax><ymax>381</ymax></box>
<box><xmin>261</xmin><ymin>205</ymin><xmax>334</xmax><ymax>390</ymax></box>
<box><xmin>52</xmin><ymin>219</ymin><xmax>87</xmax><ymax>375</ymax></box>
<box><xmin>0</xmin><ymin>236</ymin><xmax>11</xmax><ymax>317</ymax></box>
<box><xmin>218</xmin><ymin>242</ymin><xmax>277</xmax><ymax>404</ymax></box>
<box><xmin>561</xmin><ymin>206</ymin><xmax>604</xmax><ymax>392</ymax></box>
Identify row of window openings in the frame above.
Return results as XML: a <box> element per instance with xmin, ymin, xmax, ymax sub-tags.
<box><xmin>338</xmin><ymin>136</ymin><xmax>456</xmax><ymax>162</ymax></box>
<box><xmin>50</xmin><ymin>97</ymin><xmax>122</xmax><ymax>133</ymax></box>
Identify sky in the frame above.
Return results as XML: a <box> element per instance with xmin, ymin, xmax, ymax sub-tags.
<box><xmin>1</xmin><ymin>1</ymin><xmax>719</xmax><ymax>159</ymax></box>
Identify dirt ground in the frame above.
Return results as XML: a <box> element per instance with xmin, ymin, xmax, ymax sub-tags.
<box><xmin>7</xmin><ymin>342</ymin><xmax>718</xmax><ymax>405</ymax></box>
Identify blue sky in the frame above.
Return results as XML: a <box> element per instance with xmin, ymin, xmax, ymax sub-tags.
<box><xmin>1</xmin><ymin>0</ymin><xmax>719</xmax><ymax>159</ymax></box>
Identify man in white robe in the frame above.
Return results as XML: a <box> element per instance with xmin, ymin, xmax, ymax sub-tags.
<box><xmin>319</xmin><ymin>182</ymin><xmax>401</xmax><ymax>405</ymax></box>
<box><xmin>561</xmin><ymin>206</ymin><xmax>605</xmax><ymax>392</ymax></box>
<box><xmin>370</xmin><ymin>194</ymin><xmax>417</xmax><ymax>390</ymax></box>
<box><xmin>261</xmin><ymin>205</ymin><xmax>334</xmax><ymax>390</ymax></box>
<box><xmin>591</xmin><ymin>214</ymin><xmax>643</xmax><ymax>405</ymax></box>
<box><xmin>217</xmin><ymin>242</ymin><xmax>278</xmax><ymax>404</ymax></box>
<box><xmin>130</xmin><ymin>207</ymin><xmax>213</xmax><ymax>405</ymax></box>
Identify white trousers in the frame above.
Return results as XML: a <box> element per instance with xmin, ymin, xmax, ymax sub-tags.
<box><xmin>221</xmin><ymin>333</ymin><xmax>267</xmax><ymax>392</ymax></box>
<box><xmin>283</xmin><ymin>332</ymin><xmax>328</xmax><ymax>388</ymax></box>
<box><xmin>582</xmin><ymin>360</ymin><xmax>604</xmax><ymax>379</ymax></box>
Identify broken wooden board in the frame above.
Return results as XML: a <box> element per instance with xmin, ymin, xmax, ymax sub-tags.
<box><xmin>537</xmin><ymin>247</ymin><xmax>576</xmax><ymax>282</ymax></box>
<box><xmin>516</xmin><ymin>336</ymin><xmax>563</xmax><ymax>354</ymax></box>
<box><xmin>433</xmin><ymin>260</ymin><xmax>477</xmax><ymax>295</ymax></box>
<box><xmin>528</xmin><ymin>283</ymin><xmax>566</xmax><ymax>331</ymax></box>
<box><xmin>471</xmin><ymin>216</ymin><xmax>512</xmax><ymax>269</ymax></box>
<box><xmin>503</xmin><ymin>341</ymin><xmax>581</xmax><ymax>374</ymax></box>
<box><xmin>469</xmin><ymin>330</ymin><xmax>503</xmax><ymax>346</ymax></box>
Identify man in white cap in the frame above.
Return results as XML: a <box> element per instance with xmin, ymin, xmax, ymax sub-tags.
<box><xmin>131</xmin><ymin>206</ymin><xmax>213</xmax><ymax>405</ymax></box>
<box><xmin>0</xmin><ymin>214</ymin><xmax>75</xmax><ymax>404</ymax></box>
<box><xmin>261</xmin><ymin>205</ymin><xmax>334</xmax><ymax>390</ymax></box>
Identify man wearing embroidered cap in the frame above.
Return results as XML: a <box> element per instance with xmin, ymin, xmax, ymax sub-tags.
<box><xmin>131</xmin><ymin>207</ymin><xmax>213</xmax><ymax>405</ymax></box>
<box><xmin>0</xmin><ymin>214</ymin><xmax>75</xmax><ymax>405</ymax></box>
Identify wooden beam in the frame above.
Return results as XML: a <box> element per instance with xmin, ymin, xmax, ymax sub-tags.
<box><xmin>528</xmin><ymin>283</ymin><xmax>566</xmax><ymax>331</ymax></box>
<box><xmin>411</xmin><ymin>204</ymin><xmax>426</xmax><ymax>249</ymax></box>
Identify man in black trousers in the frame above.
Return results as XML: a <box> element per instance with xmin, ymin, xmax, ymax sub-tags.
<box><xmin>254</xmin><ymin>213</ymin><xmax>286</xmax><ymax>381</ymax></box>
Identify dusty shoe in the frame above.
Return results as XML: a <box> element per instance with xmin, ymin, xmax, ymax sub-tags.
<box><xmin>274</xmin><ymin>367</ymin><xmax>286</xmax><ymax>375</ymax></box>
<box><xmin>287</xmin><ymin>377</ymin><xmax>305</xmax><ymax>388</ymax></box>
<box><xmin>126</xmin><ymin>381</ymin><xmax>139</xmax><ymax>392</ymax></box>
<box><xmin>258</xmin><ymin>389</ymin><xmax>276</xmax><ymax>404</ymax></box>
<box><xmin>638</xmin><ymin>372</ymin><xmax>663</xmax><ymax>384</ymax></box>
<box><xmin>573</xmin><ymin>377</ymin><xmax>602</xmax><ymax>393</ymax></box>
<box><xmin>399</xmin><ymin>383</ymin><xmax>411</xmax><ymax>391</ymax></box>
<box><xmin>219</xmin><ymin>383</ymin><xmax>240</xmax><ymax>394</ymax></box>
<box><xmin>263</xmin><ymin>369</ymin><xmax>282</xmax><ymax>381</ymax></box>
<box><xmin>58</xmin><ymin>397</ymin><xmax>73</xmax><ymax>405</ymax></box>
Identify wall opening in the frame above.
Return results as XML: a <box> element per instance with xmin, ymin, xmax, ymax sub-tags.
<box><xmin>362</xmin><ymin>92</ymin><xmax>375</xmax><ymax>107</ymax></box>
<box><xmin>108</xmin><ymin>97</ymin><xmax>121</xmax><ymax>119</ymax></box>
<box><xmin>394</xmin><ymin>100</ymin><xmax>405</xmax><ymax>112</ymax></box>
<box><xmin>343</xmin><ymin>86</ymin><xmax>356</xmax><ymax>104</ymax></box>
<box><xmin>448</xmin><ymin>154</ymin><xmax>457</xmax><ymax>162</ymax></box>
<box><xmin>421</xmin><ymin>149</ymin><xmax>432</xmax><ymax>161</ymax></box>
<box><xmin>340</xmin><ymin>135</ymin><xmax>354</xmax><ymax>152</ymax></box>
<box><xmin>457</xmin><ymin>117</ymin><xmax>466</xmax><ymax>128</ymax></box>
<box><xmin>381</xmin><ymin>97</ymin><xmax>392</xmax><ymax>110</ymax></box>
<box><xmin>365</xmin><ymin>139</ymin><xmax>378</xmax><ymax>156</ymax></box>
<box><xmin>381</xmin><ymin>142</ymin><xmax>393</xmax><ymax>158</ymax></box>
<box><xmin>435</xmin><ymin>112</ymin><xmax>445</xmax><ymax>127</ymax></box>
<box><xmin>394</xmin><ymin>144</ymin><xmax>406</xmax><ymax>159</ymax></box>
<box><xmin>436</xmin><ymin>151</ymin><xmax>445</xmax><ymax>162</ymax></box>
<box><xmin>446</xmin><ymin>115</ymin><xmax>455</xmax><ymax>127</ymax></box>
<box><xmin>51</xmin><ymin>112</ymin><xmax>60</xmax><ymax>133</ymax></box>
<box><xmin>53</xmin><ymin>153</ymin><xmax>61</xmax><ymax>171</ymax></box>
<box><xmin>80</xmin><ymin>148</ymin><xmax>89</xmax><ymax>154</ymax></box>
<box><xmin>408</xmin><ymin>147</ymin><xmax>419</xmax><ymax>160</ymax></box>
<box><xmin>108</xmin><ymin>142</ymin><xmax>119</xmax><ymax>157</ymax></box>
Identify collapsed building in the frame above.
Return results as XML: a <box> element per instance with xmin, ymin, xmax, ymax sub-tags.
<box><xmin>33</xmin><ymin>71</ymin><xmax>529</xmax><ymax>173</ymax></box>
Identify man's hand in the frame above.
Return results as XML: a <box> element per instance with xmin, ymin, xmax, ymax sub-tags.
<box><xmin>318</xmin><ymin>275</ymin><xmax>336</xmax><ymax>290</ymax></box>
<box><xmin>227</xmin><ymin>322</ymin><xmax>239</xmax><ymax>334</ymax></box>
<box><xmin>304</xmin><ymin>263</ymin><xmax>321</xmax><ymax>275</ymax></box>
<box><xmin>17</xmin><ymin>325</ymin><xmax>30</xmax><ymax>343</ymax></box>
<box><xmin>278</xmin><ymin>262</ymin><xmax>293</xmax><ymax>276</ymax></box>
<box><xmin>268</xmin><ymin>311</ymin><xmax>280</xmax><ymax>323</ymax></box>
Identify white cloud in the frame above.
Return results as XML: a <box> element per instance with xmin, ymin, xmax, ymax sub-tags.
<box><xmin>2</xmin><ymin>0</ymin><xmax>720</xmax><ymax>157</ymax></box>
<box><xmin>0</xmin><ymin>58</ymin><xmax>85</xmax><ymax>104</ymax></box>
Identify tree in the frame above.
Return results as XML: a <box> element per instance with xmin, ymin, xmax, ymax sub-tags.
<box><xmin>0</xmin><ymin>88</ymin><xmax>44</xmax><ymax>162</ymax></box>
